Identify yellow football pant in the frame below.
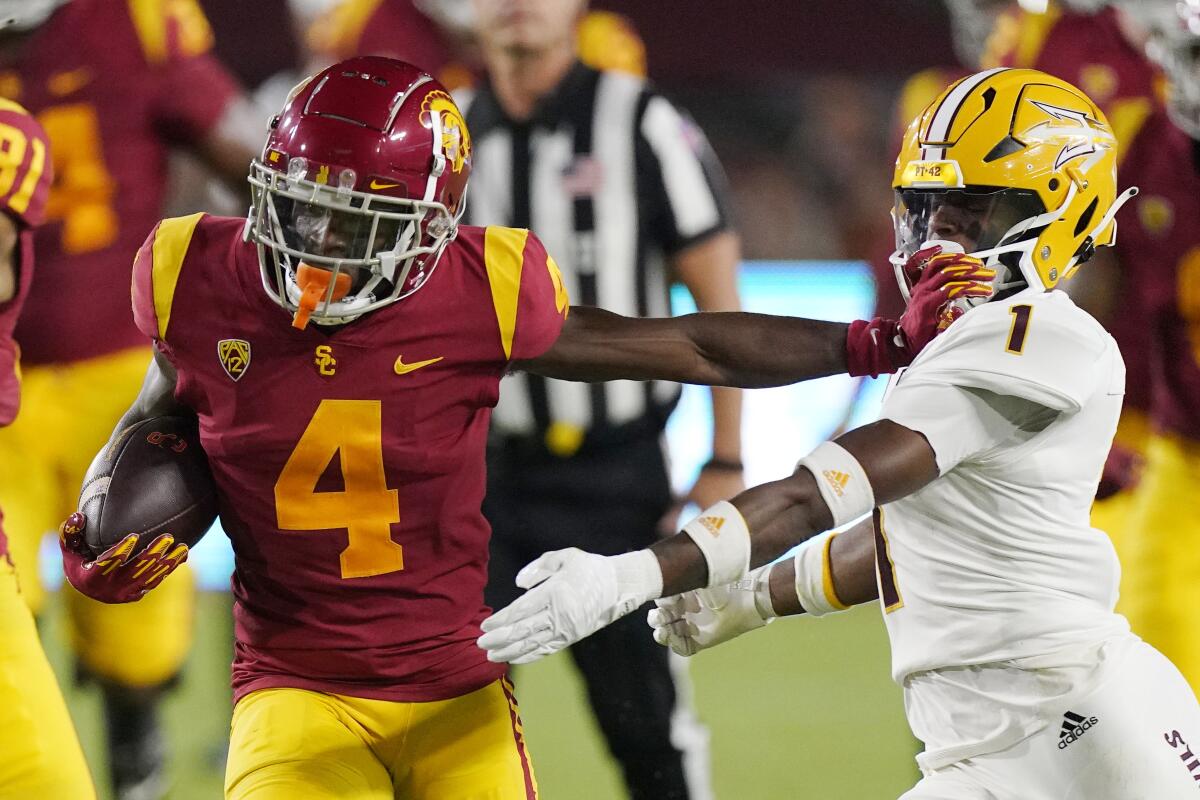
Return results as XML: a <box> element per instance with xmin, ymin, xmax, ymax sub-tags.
<box><xmin>1119</xmin><ymin>432</ymin><xmax>1200</xmax><ymax>692</ymax></box>
<box><xmin>225</xmin><ymin>679</ymin><xmax>539</xmax><ymax>800</ymax></box>
<box><xmin>1093</xmin><ymin>407</ymin><xmax>1150</xmax><ymax>566</ymax></box>
<box><xmin>0</xmin><ymin>549</ymin><xmax>96</xmax><ymax>798</ymax></box>
<box><xmin>0</xmin><ymin>346</ymin><xmax>193</xmax><ymax>686</ymax></box>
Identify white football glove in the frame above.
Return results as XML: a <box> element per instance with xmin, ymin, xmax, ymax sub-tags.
<box><xmin>648</xmin><ymin>565</ymin><xmax>775</xmax><ymax>657</ymax></box>
<box><xmin>477</xmin><ymin>547</ymin><xmax>662</xmax><ymax>665</ymax></box>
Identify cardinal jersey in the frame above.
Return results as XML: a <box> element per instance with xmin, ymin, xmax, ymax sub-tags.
<box><xmin>987</xmin><ymin>2</ymin><xmax>1159</xmax><ymax>421</ymax></box>
<box><xmin>0</xmin><ymin>101</ymin><xmax>51</xmax><ymax>561</ymax></box>
<box><xmin>877</xmin><ymin>289</ymin><xmax>1130</xmax><ymax>684</ymax></box>
<box><xmin>0</xmin><ymin>100</ymin><xmax>51</xmax><ymax>430</ymax></box>
<box><xmin>1117</xmin><ymin>111</ymin><xmax>1200</xmax><ymax>442</ymax></box>
<box><xmin>0</xmin><ymin>0</ymin><xmax>239</xmax><ymax>365</ymax></box>
<box><xmin>132</xmin><ymin>215</ymin><xmax>568</xmax><ymax>702</ymax></box>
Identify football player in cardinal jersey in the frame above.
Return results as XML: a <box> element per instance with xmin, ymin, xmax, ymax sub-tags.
<box><xmin>985</xmin><ymin>0</ymin><xmax>1165</xmax><ymax>543</ymax></box>
<box><xmin>54</xmin><ymin>56</ymin><xmax>991</xmax><ymax>799</ymax></box>
<box><xmin>1095</xmin><ymin>0</ymin><xmax>1200</xmax><ymax>696</ymax></box>
<box><xmin>0</xmin><ymin>94</ymin><xmax>96</xmax><ymax>799</ymax></box>
<box><xmin>0</xmin><ymin>2</ymin><xmax>258</xmax><ymax>796</ymax></box>
<box><xmin>482</xmin><ymin>68</ymin><xmax>1200</xmax><ymax>799</ymax></box>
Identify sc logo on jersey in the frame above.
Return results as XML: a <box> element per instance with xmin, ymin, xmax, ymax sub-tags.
<box><xmin>314</xmin><ymin>345</ymin><xmax>336</xmax><ymax>376</ymax></box>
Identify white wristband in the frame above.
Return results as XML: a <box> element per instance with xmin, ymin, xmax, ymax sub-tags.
<box><xmin>681</xmin><ymin>500</ymin><xmax>751</xmax><ymax>587</ymax></box>
<box><xmin>610</xmin><ymin>550</ymin><xmax>664</xmax><ymax>615</ymax></box>
<box><xmin>797</xmin><ymin>441</ymin><xmax>875</xmax><ymax>528</ymax></box>
<box><xmin>793</xmin><ymin>534</ymin><xmax>850</xmax><ymax>617</ymax></box>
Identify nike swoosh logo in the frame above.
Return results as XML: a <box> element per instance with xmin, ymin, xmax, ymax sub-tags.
<box><xmin>369</xmin><ymin>179</ymin><xmax>401</xmax><ymax>190</ymax></box>
<box><xmin>394</xmin><ymin>355</ymin><xmax>443</xmax><ymax>375</ymax></box>
<box><xmin>48</xmin><ymin>68</ymin><xmax>93</xmax><ymax>97</ymax></box>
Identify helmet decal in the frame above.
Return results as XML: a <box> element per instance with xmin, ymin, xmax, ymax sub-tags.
<box><xmin>421</xmin><ymin>90</ymin><xmax>471</xmax><ymax>174</ymax></box>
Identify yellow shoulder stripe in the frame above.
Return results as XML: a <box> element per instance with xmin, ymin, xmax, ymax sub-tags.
<box><xmin>128</xmin><ymin>0</ymin><xmax>214</xmax><ymax>64</ymax></box>
<box><xmin>484</xmin><ymin>226</ymin><xmax>529</xmax><ymax>360</ymax></box>
<box><xmin>1013</xmin><ymin>5</ymin><xmax>1060</xmax><ymax>70</ymax></box>
<box><xmin>1108</xmin><ymin>97</ymin><xmax>1152</xmax><ymax>167</ymax></box>
<box><xmin>307</xmin><ymin>0</ymin><xmax>383</xmax><ymax>57</ymax></box>
<box><xmin>151</xmin><ymin>213</ymin><xmax>204</xmax><ymax>339</ymax></box>
<box><xmin>0</xmin><ymin>98</ymin><xmax>28</xmax><ymax>116</ymax></box>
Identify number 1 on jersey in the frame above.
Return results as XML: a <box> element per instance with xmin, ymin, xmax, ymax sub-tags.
<box><xmin>1006</xmin><ymin>304</ymin><xmax>1033</xmax><ymax>354</ymax></box>
<box><xmin>275</xmin><ymin>399</ymin><xmax>403</xmax><ymax>579</ymax></box>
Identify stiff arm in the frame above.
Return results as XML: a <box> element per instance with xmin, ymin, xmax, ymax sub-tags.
<box><xmin>518</xmin><ymin>306</ymin><xmax>850</xmax><ymax>387</ymax></box>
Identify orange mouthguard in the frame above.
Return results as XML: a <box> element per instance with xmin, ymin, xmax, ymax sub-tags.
<box><xmin>293</xmin><ymin>263</ymin><xmax>351</xmax><ymax>330</ymax></box>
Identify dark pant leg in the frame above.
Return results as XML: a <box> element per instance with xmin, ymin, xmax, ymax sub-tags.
<box><xmin>483</xmin><ymin>434</ymin><xmax>705</xmax><ymax>800</ymax></box>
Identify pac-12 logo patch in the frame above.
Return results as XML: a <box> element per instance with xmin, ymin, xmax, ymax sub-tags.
<box><xmin>217</xmin><ymin>338</ymin><xmax>251</xmax><ymax>381</ymax></box>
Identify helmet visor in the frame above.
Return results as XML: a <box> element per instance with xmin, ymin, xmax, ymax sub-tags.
<box><xmin>893</xmin><ymin>187</ymin><xmax>1046</xmax><ymax>262</ymax></box>
<box><xmin>273</xmin><ymin>195</ymin><xmax>406</xmax><ymax>280</ymax></box>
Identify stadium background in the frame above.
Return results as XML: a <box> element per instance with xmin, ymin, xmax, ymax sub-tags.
<box><xmin>33</xmin><ymin>0</ymin><xmax>960</xmax><ymax>796</ymax></box>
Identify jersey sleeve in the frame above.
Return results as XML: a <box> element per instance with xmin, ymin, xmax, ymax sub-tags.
<box><xmin>127</xmin><ymin>0</ymin><xmax>241</xmax><ymax>143</ymax></box>
<box><xmin>481</xmin><ymin>226</ymin><xmax>569</xmax><ymax>362</ymax></box>
<box><xmin>637</xmin><ymin>93</ymin><xmax>731</xmax><ymax>254</ymax></box>
<box><xmin>131</xmin><ymin>213</ymin><xmax>206</xmax><ymax>343</ymax></box>
<box><xmin>881</xmin><ymin>381</ymin><xmax>1054</xmax><ymax>474</ymax></box>
<box><xmin>901</xmin><ymin>299</ymin><xmax>1111</xmax><ymax>414</ymax></box>
<box><xmin>0</xmin><ymin>100</ymin><xmax>52</xmax><ymax>228</ymax></box>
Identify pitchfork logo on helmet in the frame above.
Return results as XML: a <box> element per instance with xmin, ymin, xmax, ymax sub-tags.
<box><xmin>245</xmin><ymin>57</ymin><xmax>472</xmax><ymax>329</ymax></box>
<box><xmin>890</xmin><ymin>67</ymin><xmax>1138</xmax><ymax>305</ymax></box>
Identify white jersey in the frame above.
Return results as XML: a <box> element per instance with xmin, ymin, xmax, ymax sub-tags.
<box><xmin>876</xmin><ymin>288</ymin><xmax>1133</xmax><ymax>765</ymax></box>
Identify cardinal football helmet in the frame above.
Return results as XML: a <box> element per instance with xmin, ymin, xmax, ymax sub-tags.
<box><xmin>891</xmin><ymin>67</ymin><xmax>1136</xmax><ymax>302</ymax></box>
<box><xmin>246</xmin><ymin>57</ymin><xmax>471</xmax><ymax>328</ymax></box>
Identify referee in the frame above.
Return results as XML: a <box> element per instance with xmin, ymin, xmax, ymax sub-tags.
<box><xmin>463</xmin><ymin>2</ymin><xmax>742</xmax><ymax>798</ymax></box>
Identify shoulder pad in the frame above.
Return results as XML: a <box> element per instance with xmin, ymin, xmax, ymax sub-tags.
<box><xmin>127</xmin><ymin>0</ymin><xmax>215</xmax><ymax>65</ymax></box>
<box><xmin>132</xmin><ymin>213</ymin><xmax>207</xmax><ymax>341</ymax></box>
<box><xmin>903</xmin><ymin>292</ymin><xmax>1113</xmax><ymax>413</ymax></box>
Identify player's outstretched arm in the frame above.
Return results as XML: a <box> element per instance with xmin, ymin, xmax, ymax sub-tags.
<box><xmin>478</xmin><ymin>419</ymin><xmax>937</xmax><ymax>663</ymax></box>
<box><xmin>516</xmin><ymin>251</ymin><xmax>995</xmax><ymax>386</ymax></box>
<box><xmin>649</xmin><ymin>518</ymin><xmax>880</xmax><ymax>656</ymax></box>
<box><xmin>58</xmin><ymin>352</ymin><xmax>195</xmax><ymax>604</ymax></box>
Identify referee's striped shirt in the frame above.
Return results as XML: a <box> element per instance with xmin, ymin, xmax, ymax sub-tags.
<box><xmin>458</xmin><ymin>62</ymin><xmax>731</xmax><ymax>446</ymax></box>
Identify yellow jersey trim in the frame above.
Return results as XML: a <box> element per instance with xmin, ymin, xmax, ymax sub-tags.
<box><xmin>151</xmin><ymin>213</ymin><xmax>204</xmax><ymax>339</ymax></box>
<box><xmin>1108</xmin><ymin>96</ymin><xmax>1153</xmax><ymax>167</ymax></box>
<box><xmin>821</xmin><ymin>534</ymin><xmax>850</xmax><ymax>611</ymax></box>
<box><xmin>128</xmin><ymin>0</ymin><xmax>214</xmax><ymax>64</ymax></box>
<box><xmin>308</xmin><ymin>0</ymin><xmax>383</xmax><ymax>57</ymax></box>
<box><xmin>483</xmin><ymin>226</ymin><xmax>529</xmax><ymax>360</ymax></box>
<box><xmin>1013</xmin><ymin>5</ymin><xmax>1061</xmax><ymax>70</ymax></box>
<box><xmin>9</xmin><ymin>136</ymin><xmax>45</xmax><ymax>216</ymax></box>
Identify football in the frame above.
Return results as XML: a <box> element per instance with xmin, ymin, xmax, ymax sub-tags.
<box><xmin>77</xmin><ymin>415</ymin><xmax>219</xmax><ymax>559</ymax></box>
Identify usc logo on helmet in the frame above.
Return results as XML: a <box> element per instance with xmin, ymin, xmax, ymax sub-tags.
<box><xmin>421</xmin><ymin>91</ymin><xmax>471</xmax><ymax>175</ymax></box>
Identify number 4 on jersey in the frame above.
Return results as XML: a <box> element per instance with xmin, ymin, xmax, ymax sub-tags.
<box><xmin>275</xmin><ymin>399</ymin><xmax>403</xmax><ymax>579</ymax></box>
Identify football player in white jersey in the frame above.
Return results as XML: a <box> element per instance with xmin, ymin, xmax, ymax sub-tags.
<box><xmin>477</xmin><ymin>67</ymin><xmax>1200</xmax><ymax>799</ymax></box>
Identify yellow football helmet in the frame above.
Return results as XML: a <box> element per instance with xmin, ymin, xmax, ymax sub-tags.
<box><xmin>891</xmin><ymin>67</ymin><xmax>1137</xmax><ymax>299</ymax></box>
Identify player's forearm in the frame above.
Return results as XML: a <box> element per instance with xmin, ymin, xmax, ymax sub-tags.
<box><xmin>650</xmin><ymin>469</ymin><xmax>834</xmax><ymax>595</ymax></box>
<box><xmin>768</xmin><ymin>518</ymin><xmax>879</xmax><ymax>615</ymax></box>
<box><xmin>709</xmin><ymin>386</ymin><xmax>742</xmax><ymax>461</ymax></box>
<box><xmin>91</xmin><ymin>352</ymin><xmax>190</xmax><ymax>479</ymax></box>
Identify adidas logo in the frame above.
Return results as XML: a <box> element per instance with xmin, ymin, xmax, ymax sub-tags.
<box><xmin>698</xmin><ymin>516</ymin><xmax>724</xmax><ymax>537</ymax></box>
<box><xmin>1058</xmin><ymin>710</ymin><xmax>1099</xmax><ymax>750</ymax></box>
<box><xmin>822</xmin><ymin>470</ymin><xmax>850</xmax><ymax>497</ymax></box>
